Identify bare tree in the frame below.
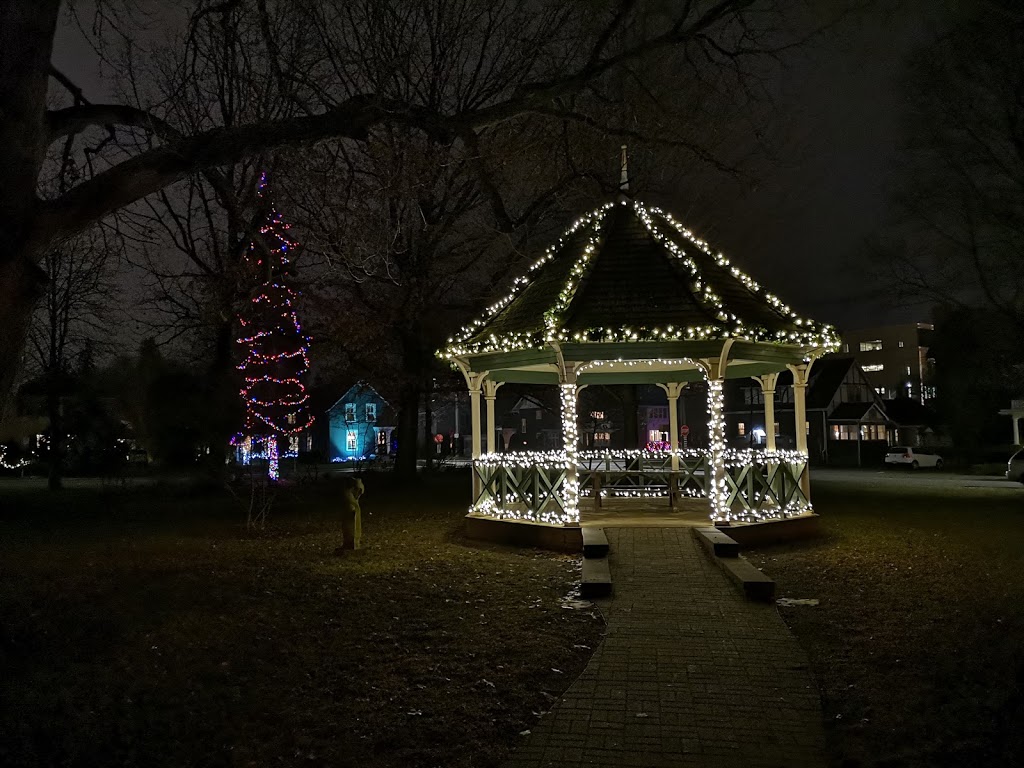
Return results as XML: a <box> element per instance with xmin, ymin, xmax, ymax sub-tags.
<box><xmin>872</xmin><ymin>2</ymin><xmax>1024</xmax><ymax>331</ymax></box>
<box><xmin>1</xmin><ymin>0</ymin><xmax>815</xmax><ymax>418</ymax></box>
<box><xmin>27</xmin><ymin>228</ymin><xmax>115</xmax><ymax>489</ymax></box>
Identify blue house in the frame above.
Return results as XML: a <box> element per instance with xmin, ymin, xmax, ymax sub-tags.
<box><xmin>327</xmin><ymin>383</ymin><xmax>396</xmax><ymax>462</ymax></box>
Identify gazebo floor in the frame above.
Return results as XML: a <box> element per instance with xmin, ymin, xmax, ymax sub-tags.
<box><xmin>580</xmin><ymin>497</ymin><xmax>711</xmax><ymax>528</ymax></box>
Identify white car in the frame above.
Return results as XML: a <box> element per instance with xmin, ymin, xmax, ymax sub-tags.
<box><xmin>1008</xmin><ymin>449</ymin><xmax>1024</xmax><ymax>484</ymax></box>
<box><xmin>884</xmin><ymin>446</ymin><xmax>943</xmax><ymax>469</ymax></box>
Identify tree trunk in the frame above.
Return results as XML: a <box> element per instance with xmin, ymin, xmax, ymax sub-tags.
<box><xmin>45</xmin><ymin>370</ymin><xmax>63</xmax><ymax>491</ymax></box>
<box><xmin>621</xmin><ymin>384</ymin><xmax>639</xmax><ymax>449</ymax></box>
<box><xmin>423</xmin><ymin>378</ymin><xmax>433</xmax><ymax>471</ymax></box>
<box><xmin>0</xmin><ymin>255</ymin><xmax>47</xmax><ymax>423</ymax></box>
<box><xmin>0</xmin><ymin>0</ymin><xmax>61</xmax><ymax>419</ymax></box>
<box><xmin>203</xmin><ymin>318</ymin><xmax>237</xmax><ymax>483</ymax></box>
<box><xmin>394</xmin><ymin>383</ymin><xmax>421</xmax><ymax>479</ymax></box>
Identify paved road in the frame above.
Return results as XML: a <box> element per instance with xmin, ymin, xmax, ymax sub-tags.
<box><xmin>811</xmin><ymin>467</ymin><xmax>1022</xmax><ymax>493</ymax></box>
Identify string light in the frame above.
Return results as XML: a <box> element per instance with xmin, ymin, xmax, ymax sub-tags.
<box><xmin>234</xmin><ymin>174</ymin><xmax>314</xmax><ymax>477</ymax></box>
<box><xmin>441</xmin><ymin>199</ymin><xmax>840</xmax><ymax>359</ymax></box>
<box><xmin>0</xmin><ymin>446</ymin><xmax>29</xmax><ymax>471</ymax></box>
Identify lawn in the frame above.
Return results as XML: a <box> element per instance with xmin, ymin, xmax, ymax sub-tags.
<box><xmin>747</xmin><ymin>478</ymin><xmax>1024</xmax><ymax>768</ymax></box>
<box><xmin>0</xmin><ymin>471</ymin><xmax>603</xmax><ymax>768</ymax></box>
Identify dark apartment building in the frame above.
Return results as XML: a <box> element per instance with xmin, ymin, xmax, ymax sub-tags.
<box><xmin>840</xmin><ymin>323</ymin><xmax>935</xmax><ymax>403</ymax></box>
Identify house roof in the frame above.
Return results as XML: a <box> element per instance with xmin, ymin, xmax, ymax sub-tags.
<box><xmin>443</xmin><ymin>199</ymin><xmax>838</xmax><ymax>358</ymax></box>
<box><xmin>828</xmin><ymin>402</ymin><xmax>889</xmax><ymax>423</ymax></box>
<box><xmin>760</xmin><ymin>356</ymin><xmax>856</xmax><ymax>410</ymax></box>
<box><xmin>327</xmin><ymin>382</ymin><xmax>391</xmax><ymax>414</ymax></box>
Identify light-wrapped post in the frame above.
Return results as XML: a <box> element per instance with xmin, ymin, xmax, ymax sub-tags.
<box><xmin>559</xmin><ymin>379</ymin><xmax>580</xmax><ymax>524</ymax></box>
<box><xmin>483</xmin><ymin>379</ymin><xmax>502</xmax><ymax>453</ymax></box>
<box><xmin>706</xmin><ymin>378</ymin><xmax>729</xmax><ymax>523</ymax></box>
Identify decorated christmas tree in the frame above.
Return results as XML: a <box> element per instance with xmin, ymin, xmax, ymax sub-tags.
<box><xmin>234</xmin><ymin>173</ymin><xmax>314</xmax><ymax>480</ymax></box>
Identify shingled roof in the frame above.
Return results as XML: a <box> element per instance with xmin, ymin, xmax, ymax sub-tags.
<box><xmin>444</xmin><ymin>199</ymin><xmax>837</xmax><ymax>359</ymax></box>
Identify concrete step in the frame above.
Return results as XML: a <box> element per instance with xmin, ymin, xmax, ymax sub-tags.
<box><xmin>718</xmin><ymin>556</ymin><xmax>775</xmax><ymax>602</ymax></box>
<box><xmin>694</xmin><ymin>526</ymin><xmax>740</xmax><ymax>558</ymax></box>
<box><xmin>582</xmin><ymin>527</ymin><xmax>610</xmax><ymax>559</ymax></box>
<box><xmin>580</xmin><ymin>556</ymin><xmax>612</xmax><ymax>598</ymax></box>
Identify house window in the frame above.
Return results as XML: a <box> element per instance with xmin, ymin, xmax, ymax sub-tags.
<box><xmin>521</xmin><ymin>418</ymin><xmax>527</xmax><ymax>432</ymax></box>
<box><xmin>773</xmin><ymin>422</ymin><xmax>779</xmax><ymax>435</ymax></box>
<box><xmin>862</xmin><ymin>364</ymin><xmax>884</xmax><ymax>372</ymax></box>
<box><xmin>648</xmin><ymin>429</ymin><xmax>666</xmax><ymax>442</ymax></box>
<box><xmin>535</xmin><ymin>409</ymin><xmax>542</xmax><ymax>420</ymax></box>
<box><xmin>905</xmin><ymin>365</ymin><xmax>912</xmax><ymax>377</ymax></box>
<box><xmin>594</xmin><ymin>431</ymin><xmax>610</xmax><ymax>444</ymax></box>
<box><xmin>590</xmin><ymin>411</ymin><xmax>605</xmax><ymax>420</ymax></box>
<box><xmin>806</xmin><ymin>421</ymin><xmax>810</xmax><ymax>435</ymax></box>
<box><xmin>287</xmin><ymin>413</ymin><xmax>296</xmax><ymax>425</ymax></box>
<box><xmin>346</xmin><ymin>430</ymin><xmax>357</xmax><ymax>451</ymax></box>
<box><xmin>842</xmin><ymin>343</ymin><xmax>849</xmax><ymax>353</ymax></box>
<box><xmin>288</xmin><ymin>435</ymin><xmax>299</xmax><ymax>453</ymax></box>
<box><xmin>344</xmin><ymin>403</ymin><xmax>356</xmax><ymax>422</ymax></box>
<box><xmin>898</xmin><ymin>340</ymin><xmax>905</xmax><ymax>348</ymax></box>
<box><xmin>366</xmin><ymin>403</ymin><xmax>376</xmax><ymax>421</ymax></box>
<box><xmin>860</xmin><ymin>340</ymin><xmax>883</xmax><ymax>351</ymax></box>
<box><xmin>738</xmin><ymin>422</ymin><xmax>746</xmax><ymax>436</ymax></box>
<box><xmin>305</xmin><ymin>434</ymin><xmax>313</xmax><ymax>451</ymax></box>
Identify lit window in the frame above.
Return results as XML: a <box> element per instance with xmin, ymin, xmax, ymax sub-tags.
<box><xmin>738</xmin><ymin>422</ymin><xmax>746</xmax><ymax>436</ymax></box>
<box><xmin>859</xmin><ymin>340</ymin><xmax>883</xmax><ymax>351</ymax></box>
<box><xmin>366</xmin><ymin>403</ymin><xmax>376</xmax><ymax>421</ymax></box>
<box><xmin>905</xmin><ymin>366</ymin><xmax>911</xmax><ymax>377</ymax></box>
<box><xmin>287</xmin><ymin>413</ymin><xmax>296</xmax><ymax>425</ymax></box>
<box><xmin>842</xmin><ymin>343</ymin><xmax>849</xmax><ymax>353</ymax></box>
<box><xmin>806</xmin><ymin>421</ymin><xmax>810</xmax><ymax>435</ymax></box>
<box><xmin>288</xmin><ymin>436</ymin><xmax>299</xmax><ymax>453</ymax></box>
<box><xmin>862</xmin><ymin>364</ymin><xmax>884</xmax><ymax>372</ymax></box>
<box><xmin>648</xmin><ymin>429</ymin><xmax>663</xmax><ymax>442</ymax></box>
<box><xmin>898</xmin><ymin>340</ymin><xmax>905</xmax><ymax>348</ymax></box>
<box><xmin>590</xmin><ymin>411</ymin><xmax>605</xmax><ymax>420</ymax></box>
<box><xmin>346</xmin><ymin>430</ymin><xmax>357</xmax><ymax>451</ymax></box>
<box><xmin>521</xmin><ymin>418</ymin><xmax>527</xmax><ymax>432</ymax></box>
<box><xmin>305</xmin><ymin>435</ymin><xmax>313</xmax><ymax>451</ymax></box>
<box><xmin>594</xmin><ymin>432</ymin><xmax>610</xmax><ymax>444</ymax></box>
<box><xmin>773</xmin><ymin>422</ymin><xmax>779</xmax><ymax>435</ymax></box>
<box><xmin>875</xmin><ymin>387</ymin><xmax>887</xmax><ymax>396</ymax></box>
<box><xmin>344</xmin><ymin>403</ymin><xmax>356</xmax><ymax>421</ymax></box>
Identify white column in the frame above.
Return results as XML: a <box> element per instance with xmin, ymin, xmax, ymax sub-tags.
<box><xmin>1014</xmin><ymin>416</ymin><xmax>1021</xmax><ymax>446</ymax></box>
<box><xmin>559</xmin><ymin>373</ymin><xmax>581</xmax><ymax>525</ymax></box>
<box><xmin>787</xmin><ymin>362</ymin><xmax>816</xmax><ymax>503</ymax></box>
<box><xmin>483</xmin><ymin>380</ymin><xmax>502</xmax><ymax>453</ymax></box>
<box><xmin>707</xmin><ymin>376</ymin><xmax>728</xmax><ymax>522</ymax></box>
<box><xmin>453</xmin><ymin>363</ymin><xmax>487</xmax><ymax>504</ymax></box>
<box><xmin>755</xmin><ymin>373</ymin><xmax>779</xmax><ymax>452</ymax></box>
<box><xmin>657</xmin><ymin>382</ymin><xmax>684</xmax><ymax>471</ymax></box>
<box><xmin>470</xmin><ymin>386</ymin><xmax>482</xmax><ymax>459</ymax></box>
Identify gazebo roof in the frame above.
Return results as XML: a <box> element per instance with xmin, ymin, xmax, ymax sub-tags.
<box><xmin>444</xmin><ymin>199</ymin><xmax>837</xmax><ymax>359</ymax></box>
<box><xmin>441</xmin><ymin>199</ymin><xmax>838</xmax><ymax>384</ymax></box>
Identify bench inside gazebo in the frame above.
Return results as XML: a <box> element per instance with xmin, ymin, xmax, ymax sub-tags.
<box><xmin>439</xmin><ymin>194</ymin><xmax>838</xmax><ymax>550</ymax></box>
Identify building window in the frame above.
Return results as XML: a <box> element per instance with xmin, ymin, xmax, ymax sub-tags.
<box><xmin>862</xmin><ymin>363</ymin><xmax>884</xmax><ymax>372</ymax></box>
<box><xmin>806</xmin><ymin>421</ymin><xmax>810</xmax><ymax>435</ymax></box>
<box><xmin>860</xmin><ymin>340</ymin><xmax>883</xmax><ymax>351</ymax></box>
<box><xmin>738</xmin><ymin>422</ymin><xmax>746</xmax><ymax>436</ymax></box>
<box><xmin>842</xmin><ymin>343</ymin><xmax>849</xmax><ymax>353</ymax></box>
<box><xmin>346</xmin><ymin>430</ymin><xmax>357</xmax><ymax>451</ymax></box>
<box><xmin>535</xmin><ymin>409</ymin><xmax>542</xmax><ymax>420</ymax></box>
<box><xmin>366</xmin><ymin>402</ymin><xmax>376</xmax><ymax>421</ymax></box>
<box><xmin>521</xmin><ymin>418</ymin><xmax>527</xmax><ymax>432</ymax></box>
<box><xmin>905</xmin><ymin>365</ymin><xmax>912</xmax><ymax>377</ymax></box>
<box><xmin>288</xmin><ymin>435</ymin><xmax>299</xmax><ymax>453</ymax></box>
<box><xmin>773</xmin><ymin>422</ymin><xmax>779</xmax><ymax>435</ymax></box>
<box><xmin>305</xmin><ymin>434</ymin><xmax>313</xmax><ymax>451</ymax></box>
<box><xmin>898</xmin><ymin>340</ymin><xmax>905</xmax><ymax>348</ymax></box>
<box><xmin>590</xmin><ymin>411</ymin><xmax>605</xmax><ymax>420</ymax></box>
<box><xmin>648</xmin><ymin>429</ymin><xmax>666</xmax><ymax>442</ymax></box>
<box><xmin>875</xmin><ymin>387</ymin><xmax>887</xmax><ymax>396</ymax></box>
<box><xmin>344</xmin><ymin>403</ymin><xmax>356</xmax><ymax>421</ymax></box>
<box><xmin>594</xmin><ymin>431</ymin><xmax>610</xmax><ymax>444</ymax></box>
<box><xmin>287</xmin><ymin>413</ymin><xmax>296</xmax><ymax>425</ymax></box>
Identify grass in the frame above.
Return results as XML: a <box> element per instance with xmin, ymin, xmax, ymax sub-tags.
<box><xmin>0</xmin><ymin>471</ymin><xmax>603</xmax><ymax>768</ymax></box>
<box><xmin>747</xmin><ymin>479</ymin><xmax>1024</xmax><ymax>768</ymax></box>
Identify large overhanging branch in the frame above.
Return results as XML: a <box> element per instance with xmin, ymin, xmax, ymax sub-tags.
<box><xmin>31</xmin><ymin>0</ymin><xmax>757</xmax><ymax>251</ymax></box>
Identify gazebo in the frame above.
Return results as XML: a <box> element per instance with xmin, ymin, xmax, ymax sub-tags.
<box><xmin>439</xmin><ymin>194</ymin><xmax>838</xmax><ymax>544</ymax></box>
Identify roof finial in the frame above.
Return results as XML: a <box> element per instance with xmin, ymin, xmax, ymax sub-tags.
<box><xmin>618</xmin><ymin>145</ymin><xmax>629</xmax><ymax>199</ymax></box>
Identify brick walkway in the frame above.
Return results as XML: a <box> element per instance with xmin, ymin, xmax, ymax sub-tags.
<box><xmin>508</xmin><ymin>528</ymin><xmax>826</xmax><ymax>768</ymax></box>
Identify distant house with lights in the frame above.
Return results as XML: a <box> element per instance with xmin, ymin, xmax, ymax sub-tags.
<box><xmin>840</xmin><ymin>323</ymin><xmax>935</xmax><ymax>402</ymax></box>
<box><xmin>725</xmin><ymin>356</ymin><xmax>896</xmax><ymax>467</ymax></box>
<box><xmin>327</xmin><ymin>383</ymin><xmax>396</xmax><ymax>462</ymax></box>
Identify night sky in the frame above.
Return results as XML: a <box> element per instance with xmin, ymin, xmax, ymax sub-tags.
<box><xmin>50</xmin><ymin>1</ymin><xmax>939</xmax><ymax>336</ymax></box>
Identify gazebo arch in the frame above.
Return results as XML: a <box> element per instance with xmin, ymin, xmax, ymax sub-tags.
<box><xmin>439</xmin><ymin>197</ymin><xmax>838</xmax><ymax>540</ymax></box>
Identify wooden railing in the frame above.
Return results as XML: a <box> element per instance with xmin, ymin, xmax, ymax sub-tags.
<box><xmin>470</xmin><ymin>449</ymin><xmax>811</xmax><ymax>524</ymax></box>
